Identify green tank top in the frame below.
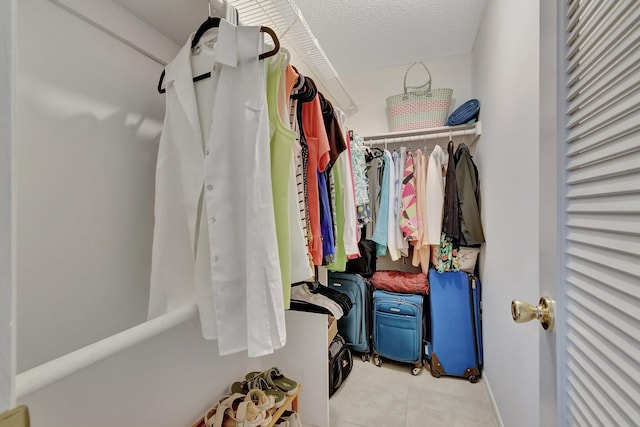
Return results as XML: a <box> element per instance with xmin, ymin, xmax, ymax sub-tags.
<box><xmin>267</xmin><ymin>52</ymin><xmax>297</xmax><ymax>308</ymax></box>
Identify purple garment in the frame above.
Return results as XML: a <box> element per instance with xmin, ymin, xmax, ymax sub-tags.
<box><xmin>318</xmin><ymin>170</ymin><xmax>336</xmax><ymax>265</ymax></box>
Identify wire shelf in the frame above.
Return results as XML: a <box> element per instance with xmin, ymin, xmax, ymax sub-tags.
<box><xmin>229</xmin><ymin>0</ymin><xmax>358</xmax><ymax>115</ymax></box>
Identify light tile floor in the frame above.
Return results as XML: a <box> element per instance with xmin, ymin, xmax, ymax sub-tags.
<box><xmin>329</xmin><ymin>359</ymin><xmax>498</xmax><ymax>427</ymax></box>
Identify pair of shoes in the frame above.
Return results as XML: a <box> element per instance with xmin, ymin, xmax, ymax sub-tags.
<box><xmin>247</xmin><ymin>376</ymin><xmax>287</xmax><ymax>409</ymax></box>
<box><xmin>246</xmin><ymin>367</ymin><xmax>299</xmax><ymax>396</ymax></box>
<box><xmin>231</xmin><ymin>367</ymin><xmax>298</xmax><ymax>407</ymax></box>
<box><xmin>274</xmin><ymin>410</ymin><xmax>302</xmax><ymax>427</ymax></box>
<box><xmin>203</xmin><ymin>391</ymin><xmax>274</xmax><ymax>427</ymax></box>
<box><xmin>230</xmin><ymin>377</ymin><xmax>286</xmax><ymax>409</ymax></box>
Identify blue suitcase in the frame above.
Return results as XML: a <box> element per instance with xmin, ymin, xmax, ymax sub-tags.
<box><xmin>327</xmin><ymin>272</ymin><xmax>372</xmax><ymax>361</ymax></box>
<box><xmin>427</xmin><ymin>270</ymin><xmax>482</xmax><ymax>383</ymax></box>
<box><xmin>371</xmin><ymin>289</ymin><xmax>425</xmax><ymax>375</ymax></box>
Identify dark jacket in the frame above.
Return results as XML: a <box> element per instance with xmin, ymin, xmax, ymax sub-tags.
<box><xmin>455</xmin><ymin>144</ymin><xmax>485</xmax><ymax>246</ymax></box>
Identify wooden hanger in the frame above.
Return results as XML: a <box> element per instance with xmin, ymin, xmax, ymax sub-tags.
<box><xmin>157</xmin><ymin>17</ymin><xmax>280</xmax><ymax>94</ymax></box>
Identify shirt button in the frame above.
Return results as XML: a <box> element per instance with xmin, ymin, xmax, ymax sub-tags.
<box><xmin>210</xmin><ymin>217</ymin><xmax>216</xmax><ymax>223</ymax></box>
<box><xmin>205</xmin><ymin>149</ymin><xmax>210</xmax><ymax>156</ymax></box>
<box><xmin>206</xmin><ymin>184</ymin><xmax>214</xmax><ymax>191</ymax></box>
<box><xmin>211</xmin><ymin>255</ymin><xmax>219</xmax><ymax>263</ymax></box>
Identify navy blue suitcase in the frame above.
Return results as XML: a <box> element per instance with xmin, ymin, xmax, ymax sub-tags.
<box><xmin>327</xmin><ymin>272</ymin><xmax>373</xmax><ymax>361</ymax></box>
<box><xmin>427</xmin><ymin>270</ymin><xmax>482</xmax><ymax>383</ymax></box>
<box><xmin>372</xmin><ymin>289</ymin><xmax>425</xmax><ymax>375</ymax></box>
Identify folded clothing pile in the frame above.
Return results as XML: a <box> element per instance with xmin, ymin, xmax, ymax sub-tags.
<box><xmin>289</xmin><ymin>282</ymin><xmax>353</xmax><ymax>319</ymax></box>
<box><xmin>371</xmin><ymin>270</ymin><xmax>429</xmax><ymax>295</ymax></box>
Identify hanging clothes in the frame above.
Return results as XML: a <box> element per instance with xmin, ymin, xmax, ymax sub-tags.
<box><xmin>411</xmin><ymin>149</ymin><xmax>430</xmax><ymax>273</ymax></box>
<box><xmin>335</xmin><ymin>114</ymin><xmax>360</xmax><ymax>259</ymax></box>
<box><xmin>292</xmin><ymin>78</ymin><xmax>319</xmax><ymax>265</ymax></box>
<box><xmin>394</xmin><ymin>147</ymin><xmax>409</xmax><ymax>257</ymax></box>
<box><xmin>325</xmin><ymin>162</ymin><xmax>348</xmax><ymax>271</ymax></box>
<box><xmin>400</xmin><ymin>151</ymin><xmax>419</xmax><ymax>240</ymax></box>
<box><xmin>300</xmin><ymin>78</ymin><xmax>331</xmax><ymax>266</ymax></box>
<box><xmin>319</xmin><ymin>93</ymin><xmax>347</xmax><ymax>167</ymax></box>
<box><xmin>371</xmin><ymin>150</ymin><xmax>392</xmax><ymax>256</ymax></box>
<box><xmin>289</xmin><ymin>71</ymin><xmax>313</xmax><ymax>269</ymax></box>
<box><xmin>455</xmin><ymin>143</ymin><xmax>485</xmax><ymax>246</ymax></box>
<box><xmin>267</xmin><ymin>52</ymin><xmax>297</xmax><ymax>307</ymax></box>
<box><xmin>325</xmin><ymin>112</ymin><xmax>350</xmax><ymax>272</ymax></box>
<box><xmin>387</xmin><ymin>151</ymin><xmax>400</xmax><ymax>261</ymax></box>
<box><xmin>365</xmin><ymin>154</ymin><xmax>384</xmax><ymax>240</ymax></box>
<box><xmin>318</xmin><ymin>93</ymin><xmax>346</xmax><ymax>265</ymax></box>
<box><xmin>350</xmin><ymin>133</ymin><xmax>371</xmax><ymax>224</ymax></box>
<box><xmin>425</xmin><ymin>145</ymin><xmax>448</xmax><ymax>246</ymax></box>
<box><xmin>433</xmin><ymin>140</ymin><xmax>461</xmax><ymax>273</ymax></box>
<box><xmin>149</xmin><ymin>22</ymin><xmax>285</xmax><ymax>357</ymax></box>
<box><xmin>334</xmin><ymin>120</ymin><xmax>360</xmax><ymax>260</ymax></box>
<box><xmin>442</xmin><ymin>140</ymin><xmax>460</xmax><ymax>241</ymax></box>
<box><xmin>318</xmin><ymin>169</ymin><xmax>336</xmax><ymax>265</ymax></box>
<box><xmin>283</xmin><ymin>66</ymin><xmax>313</xmax><ymax>285</ymax></box>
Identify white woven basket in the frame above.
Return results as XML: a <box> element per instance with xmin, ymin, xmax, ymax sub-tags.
<box><xmin>386</xmin><ymin>62</ymin><xmax>453</xmax><ymax>131</ymax></box>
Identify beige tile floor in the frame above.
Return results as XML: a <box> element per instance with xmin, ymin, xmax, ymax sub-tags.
<box><xmin>329</xmin><ymin>358</ymin><xmax>498</xmax><ymax>427</ymax></box>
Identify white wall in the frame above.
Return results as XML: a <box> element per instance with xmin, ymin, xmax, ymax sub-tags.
<box><xmin>15</xmin><ymin>0</ymin><xmax>163</xmax><ymax>370</ymax></box>
<box><xmin>471</xmin><ymin>1</ymin><xmax>541</xmax><ymax>426</ymax></box>
<box><xmin>0</xmin><ymin>0</ymin><xmax>15</xmax><ymax>412</ymax></box>
<box><xmin>343</xmin><ymin>54</ymin><xmax>473</xmax><ymax>134</ymax></box>
<box><xmin>13</xmin><ymin>1</ymin><xmax>329</xmax><ymax>426</ymax></box>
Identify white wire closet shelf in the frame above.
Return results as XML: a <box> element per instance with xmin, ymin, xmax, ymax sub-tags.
<box><xmin>227</xmin><ymin>0</ymin><xmax>358</xmax><ymax>115</ymax></box>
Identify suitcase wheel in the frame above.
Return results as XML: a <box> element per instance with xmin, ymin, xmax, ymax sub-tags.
<box><xmin>468</xmin><ymin>375</ymin><xmax>480</xmax><ymax>383</ymax></box>
<box><xmin>373</xmin><ymin>355</ymin><xmax>382</xmax><ymax>367</ymax></box>
<box><xmin>361</xmin><ymin>353</ymin><xmax>370</xmax><ymax>363</ymax></box>
<box><xmin>411</xmin><ymin>365</ymin><xmax>422</xmax><ymax>376</ymax></box>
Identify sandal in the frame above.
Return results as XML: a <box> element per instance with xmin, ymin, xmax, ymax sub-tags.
<box><xmin>203</xmin><ymin>394</ymin><xmax>236</xmax><ymax>427</ymax></box>
<box><xmin>204</xmin><ymin>394</ymin><xmax>236</xmax><ymax>427</ymax></box>
<box><xmin>249</xmin><ymin>376</ymin><xmax>287</xmax><ymax>408</ymax></box>
<box><xmin>262</xmin><ymin>367</ymin><xmax>299</xmax><ymax>396</ymax></box>
<box><xmin>230</xmin><ymin>380</ymin><xmax>250</xmax><ymax>395</ymax></box>
<box><xmin>241</xmin><ymin>393</ymin><xmax>272</xmax><ymax>427</ymax></box>
<box><xmin>205</xmin><ymin>393</ymin><xmax>268</xmax><ymax>427</ymax></box>
<box><xmin>274</xmin><ymin>410</ymin><xmax>302</xmax><ymax>427</ymax></box>
<box><xmin>246</xmin><ymin>388</ymin><xmax>275</xmax><ymax>413</ymax></box>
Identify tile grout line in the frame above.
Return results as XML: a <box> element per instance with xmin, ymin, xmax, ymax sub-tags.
<box><xmin>404</xmin><ymin>376</ymin><xmax>411</xmax><ymax>427</ymax></box>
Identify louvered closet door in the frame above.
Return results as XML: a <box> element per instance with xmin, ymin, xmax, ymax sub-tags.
<box><xmin>562</xmin><ymin>0</ymin><xmax>640</xmax><ymax>425</ymax></box>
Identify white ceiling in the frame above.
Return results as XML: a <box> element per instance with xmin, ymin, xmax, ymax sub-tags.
<box><xmin>113</xmin><ymin>0</ymin><xmax>486</xmax><ymax>77</ymax></box>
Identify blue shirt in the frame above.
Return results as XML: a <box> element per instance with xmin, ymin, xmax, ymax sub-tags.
<box><xmin>371</xmin><ymin>150</ymin><xmax>393</xmax><ymax>256</ymax></box>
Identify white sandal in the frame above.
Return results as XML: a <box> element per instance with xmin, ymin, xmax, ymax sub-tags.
<box><xmin>245</xmin><ymin>389</ymin><xmax>274</xmax><ymax>426</ymax></box>
<box><xmin>206</xmin><ymin>393</ymin><xmax>269</xmax><ymax>427</ymax></box>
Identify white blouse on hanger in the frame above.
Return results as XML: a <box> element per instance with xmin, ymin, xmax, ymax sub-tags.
<box><xmin>149</xmin><ymin>20</ymin><xmax>286</xmax><ymax>358</ymax></box>
<box><xmin>425</xmin><ymin>145</ymin><xmax>448</xmax><ymax>246</ymax></box>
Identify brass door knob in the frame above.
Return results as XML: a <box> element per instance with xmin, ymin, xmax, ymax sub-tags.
<box><xmin>511</xmin><ymin>297</ymin><xmax>555</xmax><ymax>331</ymax></box>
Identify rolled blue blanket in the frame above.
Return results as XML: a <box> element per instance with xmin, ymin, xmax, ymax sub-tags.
<box><xmin>446</xmin><ymin>99</ymin><xmax>480</xmax><ymax>126</ymax></box>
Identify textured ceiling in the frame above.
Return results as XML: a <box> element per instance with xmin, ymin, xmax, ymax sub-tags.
<box><xmin>112</xmin><ymin>0</ymin><xmax>486</xmax><ymax>76</ymax></box>
<box><xmin>293</xmin><ymin>0</ymin><xmax>487</xmax><ymax>76</ymax></box>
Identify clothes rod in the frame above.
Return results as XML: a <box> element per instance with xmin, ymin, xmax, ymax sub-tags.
<box><xmin>15</xmin><ymin>305</ymin><xmax>197</xmax><ymax>399</ymax></box>
<box><xmin>49</xmin><ymin>0</ymin><xmax>169</xmax><ymax>67</ymax></box>
<box><xmin>363</xmin><ymin>122</ymin><xmax>481</xmax><ymax>145</ymax></box>
<box><xmin>365</xmin><ymin>129</ymin><xmax>477</xmax><ymax>145</ymax></box>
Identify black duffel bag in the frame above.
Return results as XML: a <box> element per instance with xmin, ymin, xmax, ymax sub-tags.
<box><xmin>329</xmin><ymin>334</ymin><xmax>353</xmax><ymax>397</ymax></box>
